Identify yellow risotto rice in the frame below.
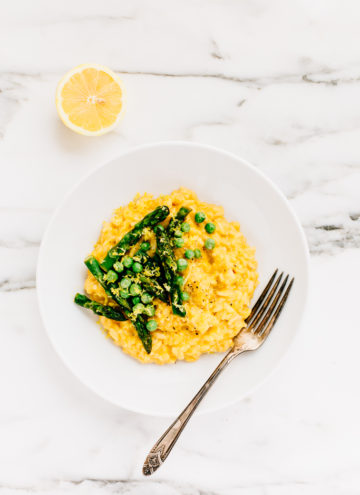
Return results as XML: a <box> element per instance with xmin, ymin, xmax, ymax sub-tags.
<box><xmin>84</xmin><ymin>188</ymin><xmax>258</xmax><ymax>364</ymax></box>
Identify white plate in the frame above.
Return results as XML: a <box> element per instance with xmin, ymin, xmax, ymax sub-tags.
<box><xmin>37</xmin><ymin>142</ymin><xmax>309</xmax><ymax>417</ymax></box>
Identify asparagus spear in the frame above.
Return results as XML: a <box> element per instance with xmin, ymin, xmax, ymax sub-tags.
<box><xmin>85</xmin><ymin>256</ymin><xmax>152</xmax><ymax>353</ymax></box>
<box><xmin>153</xmin><ymin>252</ymin><xmax>168</xmax><ymax>291</ymax></box>
<box><xmin>133</xmin><ymin>316</ymin><xmax>152</xmax><ymax>354</ymax></box>
<box><xmin>85</xmin><ymin>256</ymin><xmax>131</xmax><ymax>311</ymax></box>
<box><xmin>131</xmin><ymin>241</ymin><xmax>170</xmax><ymax>303</ymax></box>
<box><xmin>125</xmin><ymin>271</ymin><xmax>168</xmax><ymax>302</ymax></box>
<box><xmin>132</xmin><ymin>250</ymin><xmax>161</xmax><ymax>278</ymax></box>
<box><xmin>167</xmin><ymin>206</ymin><xmax>191</xmax><ymax>241</ymax></box>
<box><xmin>134</xmin><ymin>249</ymin><xmax>169</xmax><ymax>299</ymax></box>
<box><xmin>74</xmin><ymin>293</ymin><xmax>126</xmax><ymax>321</ymax></box>
<box><xmin>155</xmin><ymin>226</ymin><xmax>186</xmax><ymax>317</ymax></box>
<box><xmin>139</xmin><ymin>274</ymin><xmax>167</xmax><ymax>302</ymax></box>
<box><xmin>101</xmin><ymin>205</ymin><xmax>170</xmax><ymax>271</ymax></box>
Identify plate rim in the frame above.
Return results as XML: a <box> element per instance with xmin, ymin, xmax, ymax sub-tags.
<box><xmin>36</xmin><ymin>140</ymin><xmax>310</xmax><ymax>416</ymax></box>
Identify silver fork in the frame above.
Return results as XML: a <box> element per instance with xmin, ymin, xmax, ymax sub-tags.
<box><xmin>143</xmin><ymin>270</ymin><xmax>294</xmax><ymax>476</ymax></box>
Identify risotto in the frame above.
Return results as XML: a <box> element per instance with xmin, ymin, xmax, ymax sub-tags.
<box><xmin>83</xmin><ymin>188</ymin><xmax>258</xmax><ymax>364</ymax></box>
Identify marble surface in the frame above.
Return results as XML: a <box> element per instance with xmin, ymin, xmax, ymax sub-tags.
<box><xmin>1</xmin><ymin>0</ymin><xmax>360</xmax><ymax>493</ymax></box>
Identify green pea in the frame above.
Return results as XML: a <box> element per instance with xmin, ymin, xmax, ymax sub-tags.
<box><xmin>155</xmin><ymin>225</ymin><xmax>164</xmax><ymax>233</ymax></box>
<box><xmin>132</xmin><ymin>262</ymin><xmax>143</xmax><ymax>273</ymax></box>
<box><xmin>146</xmin><ymin>319</ymin><xmax>158</xmax><ymax>331</ymax></box>
<box><xmin>144</xmin><ymin>304</ymin><xmax>155</xmax><ymax>317</ymax></box>
<box><xmin>123</xmin><ymin>256</ymin><xmax>133</xmax><ymax>268</ymax></box>
<box><xmin>132</xmin><ymin>296</ymin><xmax>141</xmax><ymax>306</ymax></box>
<box><xmin>178</xmin><ymin>207</ymin><xmax>190</xmax><ymax>217</ymax></box>
<box><xmin>175</xmin><ymin>275</ymin><xmax>185</xmax><ymax>286</ymax></box>
<box><xmin>174</xmin><ymin>230</ymin><xmax>183</xmax><ymax>238</ymax></box>
<box><xmin>181</xmin><ymin>291</ymin><xmax>190</xmax><ymax>302</ymax></box>
<box><xmin>174</xmin><ymin>238</ymin><xmax>185</xmax><ymax>248</ymax></box>
<box><xmin>105</xmin><ymin>270</ymin><xmax>118</xmax><ymax>283</ymax></box>
<box><xmin>120</xmin><ymin>290</ymin><xmax>130</xmax><ymax>299</ymax></box>
<box><xmin>133</xmin><ymin>303</ymin><xmax>145</xmax><ymax>314</ymax></box>
<box><xmin>204</xmin><ymin>238</ymin><xmax>216</xmax><ymax>250</ymax></box>
<box><xmin>120</xmin><ymin>278</ymin><xmax>131</xmax><ymax>289</ymax></box>
<box><xmin>205</xmin><ymin>222</ymin><xmax>216</xmax><ymax>234</ymax></box>
<box><xmin>194</xmin><ymin>248</ymin><xmax>202</xmax><ymax>258</ymax></box>
<box><xmin>140</xmin><ymin>241</ymin><xmax>150</xmax><ymax>251</ymax></box>
<box><xmin>141</xmin><ymin>292</ymin><xmax>153</xmax><ymax>304</ymax></box>
<box><xmin>185</xmin><ymin>249</ymin><xmax>194</xmax><ymax>259</ymax></box>
<box><xmin>130</xmin><ymin>283</ymin><xmax>141</xmax><ymax>296</ymax></box>
<box><xmin>177</xmin><ymin>258</ymin><xmax>188</xmax><ymax>272</ymax></box>
<box><xmin>181</xmin><ymin>222</ymin><xmax>190</xmax><ymax>233</ymax></box>
<box><xmin>113</xmin><ymin>261</ymin><xmax>124</xmax><ymax>273</ymax></box>
<box><xmin>195</xmin><ymin>212</ymin><xmax>206</xmax><ymax>223</ymax></box>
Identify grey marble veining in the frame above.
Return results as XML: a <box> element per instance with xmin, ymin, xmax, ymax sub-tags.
<box><xmin>0</xmin><ymin>68</ymin><xmax>359</xmax><ymax>260</ymax></box>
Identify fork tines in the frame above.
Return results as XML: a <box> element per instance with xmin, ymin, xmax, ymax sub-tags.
<box><xmin>246</xmin><ymin>270</ymin><xmax>294</xmax><ymax>338</ymax></box>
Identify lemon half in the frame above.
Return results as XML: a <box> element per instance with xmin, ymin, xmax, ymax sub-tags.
<box><xmin>56</xmin><ymin>64</ymin><xmax>125</xmax><ymax>136</ymax></box>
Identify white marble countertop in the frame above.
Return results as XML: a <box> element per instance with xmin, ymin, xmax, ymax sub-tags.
<box><xmin>1</xmin><ymin>0</ymin><xmax>360</xmax><ymax>493</ymax></box>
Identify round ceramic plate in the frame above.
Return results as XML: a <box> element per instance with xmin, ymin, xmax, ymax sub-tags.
<box><xmin>37</xmin><ymin>142</ymin><xmax>309</xmax><ymax>417</ymax></box>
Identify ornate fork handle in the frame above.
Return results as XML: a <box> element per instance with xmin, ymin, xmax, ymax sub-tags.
<box><xmin>143</xmin><ymin>348</ymin><xmax>241</xmax><ymax>475</ymax></box>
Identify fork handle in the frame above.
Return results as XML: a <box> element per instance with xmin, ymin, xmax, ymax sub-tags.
<box><xmin>142</xmin><ymin>348</ymin><xmax>241</xmax><ymax>475</ymax></box>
